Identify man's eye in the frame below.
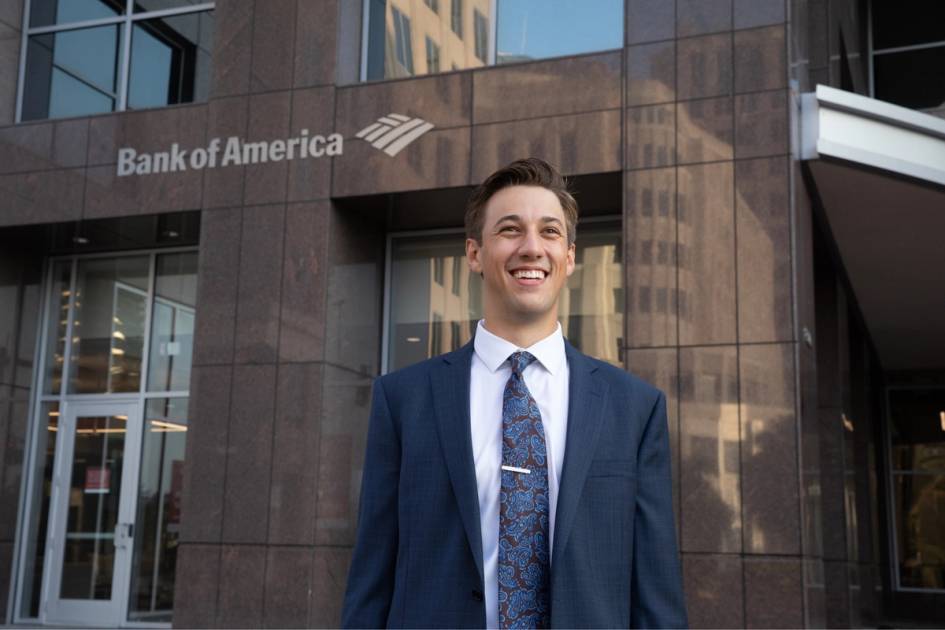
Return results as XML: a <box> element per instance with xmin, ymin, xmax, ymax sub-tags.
<box><xmin>544</xmin><ymin>228</ymin><xmax>561</xmax><ymax>235</ymax></box>
<box><xmin>499</xmin><ymin>225</ymin><xmax>519</xmax><ymax>233</ymax></box>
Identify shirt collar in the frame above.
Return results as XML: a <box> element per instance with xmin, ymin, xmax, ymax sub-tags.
<box><xmin>473</xmin><ymin>319</ymin><xmax>566</xmax><ymax>376</ymax></box>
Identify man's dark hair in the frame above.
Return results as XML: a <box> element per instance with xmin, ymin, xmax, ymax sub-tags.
<box><xmin>465</xmin><ymin>157</ymin><xmax>578</xmax><ymax>245</ymax></box>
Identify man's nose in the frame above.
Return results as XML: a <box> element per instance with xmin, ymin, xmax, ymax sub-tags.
<box><xmin>517</xmin><ymin>227</ymin><xmax>544</xmax><ymax>257</ymax></box>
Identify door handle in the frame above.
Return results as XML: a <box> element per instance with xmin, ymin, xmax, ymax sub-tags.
<box><xmin>115</xmin><ymin>522</ymin><xmax>134</xmax><ymax>548</ymax></box>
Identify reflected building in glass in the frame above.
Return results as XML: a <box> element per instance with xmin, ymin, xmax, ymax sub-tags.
<box><xmin>0</xmin><ymin>0</ymin><xmax>944</xmax><ymax>628</ymax></box>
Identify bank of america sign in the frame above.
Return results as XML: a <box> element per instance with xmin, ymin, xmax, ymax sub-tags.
<box><xmin>115</xmin><ymin>112</ymin><xmax>435</xmax><ymax>176</ymax></box>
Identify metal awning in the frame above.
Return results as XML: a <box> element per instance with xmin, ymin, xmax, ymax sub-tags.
<box><xmin>801</xmin><ymin>85</ymin><xmax>945</xmax><ymax>370</ymax></box>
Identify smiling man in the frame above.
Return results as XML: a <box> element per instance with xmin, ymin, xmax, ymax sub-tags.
<box><xmin>342</xmin><ymin>158</ymin><xmax>687</xmax><ymax>629</ymax></box>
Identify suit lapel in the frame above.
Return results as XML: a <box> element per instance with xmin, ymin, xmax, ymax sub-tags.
<box><xmin>552</xmin><ymin>342</ymin><xmax>608</xmax><ymax>568</ymax></box>
<box><xmin>430</xmin><ymin>342</ymin><xmax>484</xmax><ymax>583</ymax></box>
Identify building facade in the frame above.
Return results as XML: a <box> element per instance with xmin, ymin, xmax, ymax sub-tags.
<box><xmin>0</xmin><ymin>0</ymin><xmax>943</xmax><ymax>627</ymax></box>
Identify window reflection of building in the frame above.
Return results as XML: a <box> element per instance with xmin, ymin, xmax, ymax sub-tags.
<box><xmin>387</xmin><ymin>222</ymin><xmax>622</xmax><ymax>372</ymax></box>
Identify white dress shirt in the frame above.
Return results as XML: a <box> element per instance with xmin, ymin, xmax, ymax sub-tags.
<box><xmin>470</xmin><ymin>320</ymin><xmax>570</xmax><ymax>629</ymax></box>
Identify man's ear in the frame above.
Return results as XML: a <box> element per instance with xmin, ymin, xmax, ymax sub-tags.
<box><xmin>565</xmin><ymin>242</ymin><xmax>576</xmax><ymax>277</ymax></box>
<box><xmin>466</xmin><ymin>237</ymin><xmax>483</xmax><ymax>274</ymax></box>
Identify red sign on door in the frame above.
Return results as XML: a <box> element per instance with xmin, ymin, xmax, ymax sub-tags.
<box><xmin>84</xmin><ymin>467</ymin><xmax>111</xmax><ymax>494</ymax></box>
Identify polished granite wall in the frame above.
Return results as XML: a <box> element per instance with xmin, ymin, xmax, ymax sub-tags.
<box><xmin>0</xmin><ymin>0</ymin><xmax>870</xmax><ymax>627</ymax></box>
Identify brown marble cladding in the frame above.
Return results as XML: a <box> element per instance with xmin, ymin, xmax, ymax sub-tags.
<box><xmin>201</xmin><ymin>96</ymin><xmax>248</xmax><ymax>208</ymax></box>
<box><xmin>310</xmin><ymin>546</ymin><xmax>352</xmax><ymax>627</ymax></box>
<box><xmin>171</xmin><ymin>543</ymin><xmax>220</xmax><ymax>628</ymax></box>
<box><xmin>243</xmin><ymin>92</ymin><xmax>291</xmax><ymax>206</ymax></box>
<box><xmin>0</xmin><ymin>119</ymin><xmax>88</xmax><ymax>173</ymax></box>
<box><xmin>626</xmin><ymin>104</ymin><xmax>676</xmax><ymax>169</ymax></box>
<box><xmin>211</xmin><ymin>0</ymin><xmax>254</xmax><ymax>97</ymax></box>
<box><xmin>626</xmin><ymin>0</ymin><xmax>676</xmax><ymax>45</ymax></box>
<box><xmin>269</xmin><ymin>361</ymin><xmax>322</xmax><ymax>546</ymax></box>
<box><xmin>471</xmin><ymin>110</ymin><xmax>622</xmax><ymax>182</ymax></box>
<box><xmin>0</xmin><ymin>4</ymin><xmax>23</xmax><ymax>125</ymax></box>
<box><xmin>263</xmin><ymin>546</ymin><xmax>312</xmax><ymax>628</ymax></box>
<box><xmin>678</xmin><ymin>162</ymin><xmax>736</xmax><ymax>346</ymax></box>
<box><xmin>222</xmin><ymin>363</ymin><xmax>277</xmax><ymax>544</ymax></box>
<box><xmin>734</xmin><ymin>26</ymin><xmax>787</xmax><ymax>94</ymax></box>
<box><xmin>736</xmin><ymin>156</ymin><xmax>792</xmax><ymax>343</ymax></box>
<box><xmin>680</xmin><ymin>345</ymin><xmax>741</xmax><ymax>554</ymax></box>
<box><xmin>740</xmin><ymin>343</ymin><xmax>800</xmax><ymax>555</ymax></box>
<box><xmin>179</xmin><ymin>365</ymin><xmax>231</xmax><ymax>543</ymax></box>
<box><xmin>333</xmin><ymin>126</ymin><xmax>470</xmax><ymax>196</ymax></box>
<box><xmin>626</xmin><ymin>348</ymin><xmax>680</xmax><ymax>534</ymax></box>
<box><xmin>626</xmin><ymin>41</ymin><xmax>676</xmax><ymax>106</ymax></box>
<box><xmin>233</xmin><ymin>204</ymin><xmax>284</xmax><ymax>364</ymax></box>
<box><xmin>279</xmin><ymin>201</ymin><xmax>330</xmax><ymax>363</ymax></box>
<box><xmin>334</xmin><ymin>72</ymin><xmax>471</xmax><ymax>137</ymax></box>
<box><xmin>249</xmin><ymin>0</ymin><xmax>297</xmax><ymax>93</ymax></box>
<box><xmin>624</xmin><ymin>167</ymin><xmax>678</xmax><ymax>347</ymax></box>
<box><xmin>745</xmin><ymin>557</ymin><xmax>805</xmax><ymax>628</ymax></box>
<box><xmin>677</xmin><ymin>33</ymin><xmax>733</xmax><ymax>100</ymax></box>
<box><xmin>87</xmin><ymin>104</ymin><xmax>208</xmax><ymax>166</ymax></box>
<box><xmin>472</xmin><ymin>52</ymin><xmax>622</xmax><ymax>124</ymax></box>
<box><xmin>0</xmin><ymin>168</ymin><xmax>85</xmax><ymax>226</ymax></box>
<box><xmin>683</xmin><ymin>553</ymin><xmax>744</xmax><ymax>628</ymax></box>
<box><xmin>216</xmin><ymin>545</ymin><xmax>267</xmax><ymax>628</ymax></box>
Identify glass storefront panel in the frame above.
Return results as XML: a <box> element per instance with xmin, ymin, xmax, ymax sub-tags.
<box><xmin>22</xmin><ymin>25</ymin><xmax>124</xmax><ymax>121</ymax></box>
<box><xmin>386</xmin><ymin>222</ymin><xmax>622</xmax><ymax>371</ymax></box>
<box><xmin>889</xmin><ymin>388</ymin><xmax>945</xmax><ymax>590</ymax></box>
<box><xmin>894</xmin><ymin>473</ymin><xmax>945</xmax><ymax>589</ymax></box>
<box><xmin>147</xmin><ymin>253</ymin><xmax>197</xmax><ymax>392</ymax></box>
<box><xmin>128</xmin><ymin>11</ymin><xmax>214</xmax><ymax>109</ymax></box>
<box><xmin>20</xmin><ymin>402</ymin><xmax>60</xmax><ymax>618</ymax></box>
<box><xmin>128</xmin><ymin>397</ymin><xmax>188</xmax><ymax>622</ymax></box>
<box><xmin>43</xmin><ymin>261</ymin><xmax>72</xmax><ymax>395</ymax></box>
<box><xmin>68</xmin><ymin>256</ymin><xmax>149</xmax><ymax>394</ymax></box>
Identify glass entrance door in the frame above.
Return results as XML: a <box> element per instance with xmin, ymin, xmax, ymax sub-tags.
<box><xmin>43</xmin><ymin>400</ymin><xmax>142</xmax><ymax>626</ymax></box>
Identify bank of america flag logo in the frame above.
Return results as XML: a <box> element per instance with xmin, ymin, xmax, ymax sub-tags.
<box><xmin>355</xmin><ymin>113</ymin><xmax>435</xmax><ymax>157</ymax></box>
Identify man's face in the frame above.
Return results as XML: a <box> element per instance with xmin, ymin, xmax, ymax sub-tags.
<box><xmin>466</xmin><ymin>185</ymin><xmax>576</xmax><ymax>327</ymax></box>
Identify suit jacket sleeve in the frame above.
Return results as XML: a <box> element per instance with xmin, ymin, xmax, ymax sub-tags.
<box><xmin>341</xmin><ymin>377</ymin><xmax>400</xmax><ymax>628</ymax></box>
<box><xmin>631</xmin><ymin>391</ymin><xmax>689</xmax><ymax>628</ymax></box>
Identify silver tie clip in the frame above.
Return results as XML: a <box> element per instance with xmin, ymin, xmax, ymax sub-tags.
<box><xmin>501</xmin><ymin>465</ymin><xmax>530</xmax><ymax>474</ymax></box>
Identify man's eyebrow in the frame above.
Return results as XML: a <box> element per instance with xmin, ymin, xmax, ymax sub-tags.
<box><xmin>493</xmin><ymin>214</ymin><xmax>521</xmax><ymax>226</ymax></box>
<box><xmin>540</xmin><ymin>216</ymin><xmax>564</xmax><ymax>225</ymax></box>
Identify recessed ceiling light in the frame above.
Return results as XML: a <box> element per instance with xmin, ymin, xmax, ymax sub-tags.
<box><xmin>406</xmin><ymin>336</ymin><xmax>421</xmax><ymax>343</ymax></box>
<box><xmin>940</xmin><ymin>411</ymin><xmax>945</xmax><ymax>432</ymax></box>
<box><xmin>72</xmin><ymin>235</ymin><xmax>89</xmax><ymax>245</ymax></box>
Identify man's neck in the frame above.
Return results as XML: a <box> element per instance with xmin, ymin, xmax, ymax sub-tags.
<box><xmin>480</xmin><ymin>316</ymin><xmax>559</xmax><ymax>349</ymax></box>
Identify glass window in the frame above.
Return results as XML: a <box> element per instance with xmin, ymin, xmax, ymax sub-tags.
<box><xmin>364</xmin><ymin>0</ymin><xmax>623</xmax><ymax>81</ymax></box>
<box><xmin>425</xmin><ymin>36</ymin><xmax>440</xmax><ymax>73</ymax></box>
<box><xmin>496</xmin><ymin>0</ymin><xmax>623</xmax><ymax>64</ymax></box>
<box><xmin>68</xmin><ymin>256</ymin><xmax>150</xmax><ymax>394</ymax></box>
<box><xmin>29</xmin><ymin>0</ymin><xmax>123</xmax><ymax>28</ymax></box>
<box><xmin>424</xmin><ymin>0</ymin><xmax>440</xmax><ymax>14</ymax></box>
<box><xmin>43</xmin><ymin>261</ymin><xmax>72</xmax><ymax>395</ymax></box>
<box><xmin>128</xmin><ymin>11</ymin><xmax>214</xmax><ymax>109</ymax></box>
<box><xmin>451</xmin><ymin>0</ymin><xmax>463</xmax><ymax>36</ymax></box>
<box><xmin>873</xmin><ymin>47</ymin><xmax>945</xmax><ymax>111</ymax></box>
<box><xmin>128</xmin><ymin>397</ymin><xmax>188</xmax><ymax>622</ymax></box>
<box><xmin>20</xmin><ymin>2</ymin><xmax>215</xmax><ymax>121</ymax></box>
<box><xmin>889</xmin><ymin>388</ymin><xmax>945</xmax><ymax>590</ymax></box>
<box><xmin>146</xmin><ymin>252</ymin><xmax>197</xmax><ymax>392</ymax></box>
<box><xmin>473</xmin><ymin>9</ymin><xmax>488</xmax><ymax>63</ymax></box>
<box><xmin>19</xmin><ymin>403</ymin><xmax>60</xmax><ymax>617</ymax></box>
<box><xmin>391</xmin><ymin>5</ymin><xmax>415</xmax><ymax>76</ymax></box>
<box><xmin>871</xmin><ymin>1</ymin><xmax>945</xmax><ymax>113</ymax></box>
<box><xmin>22</xmin><ymin>25</ymin><xmax>123</xmax><ymax>120</ymax></box>
<box><xmin>385</xmin><ymin>221</ymin><xmax>622</xmax><ymax>371</ymax></box>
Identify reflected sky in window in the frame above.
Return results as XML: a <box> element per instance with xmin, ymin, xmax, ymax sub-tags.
<box><xmin>496</xmin><ymin>0</ymin><xmax>623</xmax><ymax>63</ymax></box>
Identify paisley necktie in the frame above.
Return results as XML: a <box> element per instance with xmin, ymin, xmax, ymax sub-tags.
<box><xmin>498</xmin><ymin>351</ymin><xmax>551</xmax><ymax>628</ymax></box>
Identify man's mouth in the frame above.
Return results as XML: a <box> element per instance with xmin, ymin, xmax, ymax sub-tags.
<box><xmin>510</xmin><ymin>268</ymin><xmax>548</xmax><ymax>282</ymax></box>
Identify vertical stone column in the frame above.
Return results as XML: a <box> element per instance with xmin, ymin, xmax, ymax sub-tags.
<box><xmin>0</xmin><ymin>2</ymin><xmax>22</xmax><ymax>125</ymax></box>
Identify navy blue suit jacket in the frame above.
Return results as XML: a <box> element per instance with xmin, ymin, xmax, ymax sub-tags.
<box><xmin>342</xmin><ymin>340</ymin><xmax>687</xmax><ymax>628</ymax></box>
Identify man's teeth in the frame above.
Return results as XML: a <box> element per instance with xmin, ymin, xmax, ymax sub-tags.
<box><xmin>513</xmin><ymin>269</ymin><xmax>545</xmax><ymax>279</ymax></box>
